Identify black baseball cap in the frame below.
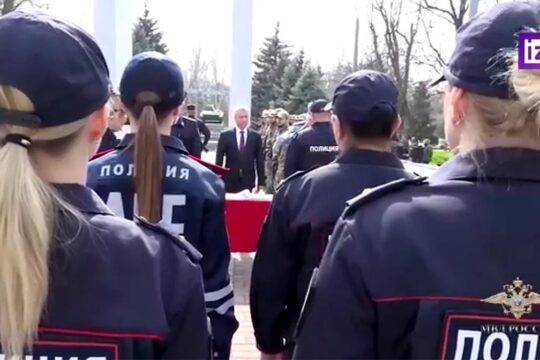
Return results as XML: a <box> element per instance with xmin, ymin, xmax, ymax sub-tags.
<box><xmin>0</xmin><ymin>11</ymin><xmax>110</xmax><ymax>128</ymax></box>
<box><xmin>328</xmin><ymin>70</ymin><xmax>398</xmax><ymax>122</ymax></box>
<box><xmin>120</xmin><ymin>52</ymin><xmax>186</xmax><ymax>111</ymax></box>
<box><xmin>430</xmin><ymin>0</ymin><xmax>540</xmax><ymax>99</ymax></box>
<box><xmin>186</xmin><ymin>104</ymin><xmax>196</xmax><ymax>111</ymax></box>
<box><xmin>309</xmin><ymin>99</ymin><xmax>329</xmax><ymax>114</ymax></box>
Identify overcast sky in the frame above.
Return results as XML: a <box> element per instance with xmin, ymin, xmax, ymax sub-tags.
<box><xmin>44</xmin><ymin>0</ymin><xmax>508</xmax><ymax>83</ymax></box>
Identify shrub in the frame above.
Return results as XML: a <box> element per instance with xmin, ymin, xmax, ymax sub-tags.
<box><xmin>430</xmin><ymin>149</ymin><xmax>452</xmax><ymax>166</ymax></box>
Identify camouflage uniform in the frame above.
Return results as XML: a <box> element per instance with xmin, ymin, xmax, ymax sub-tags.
<box><xmin>264</xmin><ymin>125</ymin><xmax>278</xmax><ymax>193</ymax></box>
<box><xmin>272</xmin><ymin>126</ymin><xmax>291</xmax><ymax>188</ymax></box>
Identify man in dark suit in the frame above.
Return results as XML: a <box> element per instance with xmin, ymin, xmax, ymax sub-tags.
<box><xmin>216</xmin><ymin>107</ymin><xmax>265</xmax><ymax>193</ymax></box>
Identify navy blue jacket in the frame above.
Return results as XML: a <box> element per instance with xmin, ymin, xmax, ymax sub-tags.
<box><xmin>251</xmin><ymin>149</ymin><xmax>415</xmax><ymax>354</ymax></box>
<box><xmin>294</xmin><ymin>148</ymin><xmax>540</xmax><ymax>359</ymax></box>
<box><xmin>284</xmin><ymin>122</ymin><xmax>339</xmax><ymax>178</ymax></box>
<box><xmin>39</xmin><ymin>183</ymin><xmax>209</xmax><ymax>359</ymax></box>
<box><xmin>171</xmin><ymin>117</ymin><xmax>203</xmax><ymax>157</ymax></box>
<box><xmin>87</xmin><ymin>134</ymin><xmax>238</xmax><ymax>359</ymax></box>
<box><xmin>97</xmin><ymin>128</ymin><xmax>119</xmax><ymax>152</ymax></box>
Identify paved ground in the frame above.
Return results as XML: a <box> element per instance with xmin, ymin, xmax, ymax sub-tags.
<box><xmin>230</xmin><ymin>253</ymin><xmax>258</xmax><ymax>360</ymax></box>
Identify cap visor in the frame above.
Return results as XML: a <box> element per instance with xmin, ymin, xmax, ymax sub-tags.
<box><xmin>428</xmin><ymin>75</ymin><xmax>446</xmax><ymax>88</ymax></box>
<box><xmin>323</xmin><ymin>103</ymin><xmax>333</xmax><ymax>112</ymax></box>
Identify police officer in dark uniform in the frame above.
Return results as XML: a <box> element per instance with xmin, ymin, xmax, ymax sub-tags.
<box><xmin>171</xmin><ymin>110</ymin><xmax>203</xmax><ymax>157</ymax></box>
<box><xmin>0</xmin><ymin>12</ymin><xmax>209</xmax><ymax>359</ymax></box>
<box><xmin>187</xmin><ymin>104</ymin><xmax>211</xmax><ymax>152</ymax></box>
<box><xmin>97</xmin><ymin>93</ymin><xmax>126</xmax><ymax>152</ymax></box>
<box><xmin>251</xmin><ymin>70</ymin><xmax>415</xmax><ymax>359</ymax></box>
<box><xmin>284</xmin><ymin>99</ymin><xmax>339</xmax><ymax>177</ymax></box>
<box><xmin>87</xmin><ymin>52</ymin><xmax>237</xmax><ymax>359</ymax></box>
<box><xmin>294</xmin><ymin>2</ymin><xmax>540</xmax><ymax>359</ymax></box>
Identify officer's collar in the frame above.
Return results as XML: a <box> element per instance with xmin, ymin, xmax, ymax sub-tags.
<box><xmin>117</xmin><ymin>133</ymin><xmax>189</xmax><ymax>155</ymax></box>
<box><xmin>312</xmin><ymin>121</ymin><xmax>331</xmax><ymax>127</ymax></box>
<box><xmin>175</xmin><ymin>117</ymin><xmax>185</xmax><ymax>127</ymax></box>
<box><xmin>175</xmin><ymin>116</ymin><xmax>196</xmax><ymax>128</ymax></box>
<box><xmin>430</xmin><ymin>147</ymin><xmax>540</xmax><ymax>184</ymax></box>
<box><xmin>335</xmin><ymin>148</ymin><xmax>404</xmax><ymax>168</ymax></box>
<box><xmin>53</xmin><ymin>183</ymin><xmax>113</xmax><ymax>216</ymax></box>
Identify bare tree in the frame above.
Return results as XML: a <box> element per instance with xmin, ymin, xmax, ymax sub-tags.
<box><xmin>1</xmin><ymin>0</ymin><xmax>46</xmax><ymax>15</ymax></box>
<box><xmin>415</xmin><ymin>0</ymin><xmax>467</xmax><ymax>71</ymax></box>
<box><xmin>418</xmin><ymin>0</ymin><xmax>501</xmax><ymax>71</ymax></box>
<box><xmin>420</xmin><ymin>0</ymin><xmax>468</xmax><ymax>31</ymax></box>
<box><xmin>370</xmin><ymin>0</ymin><xmax>421</xmax><ymax>126</ymax></box>
<box><xmin>208</xmin><ymin>55</ymin><xmax>229</xmax><ymax>112</ymax></box>
<box><xmin>186</xmin><ymin>47</ymin><xmax>209</xmax><ymax>91</ymax></box>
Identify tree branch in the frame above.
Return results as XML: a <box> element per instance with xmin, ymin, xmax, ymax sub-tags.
<box><xmin>421</xmin><ymin>17</ymin><xmax>445</xmax><ymax>68</ymax></box>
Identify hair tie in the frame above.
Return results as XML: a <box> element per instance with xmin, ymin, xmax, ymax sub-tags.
<box><xmin>4</xmin><ymin>134</ymin><xmax>32</xmax><ymax>149</ymax></box>
<box><xmin>140</xmin><ymin>101</ymin><xmax>156</xmax><ymax>107</ymax></box>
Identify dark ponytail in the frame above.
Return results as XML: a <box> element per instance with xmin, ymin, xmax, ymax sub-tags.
<box><xmin>133</xmin><ymin>91</ymin><xmax>163</xmax><ymax>222</ymax></box>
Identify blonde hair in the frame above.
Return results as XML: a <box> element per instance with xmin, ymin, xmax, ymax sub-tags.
<box><xmin>458</xmin><ymin>58</ymin><xmax>540</xmax><ymax>152</ymax></box>
<box><xmin>0</xmin><ymin>86</ymin><xmax>87</xmax><ymax>357</ymax></box>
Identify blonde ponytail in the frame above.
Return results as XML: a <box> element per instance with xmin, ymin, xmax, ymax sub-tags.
<box><xmin>0</xmin><ymin>135</ymin><xmax>54</xmax><ymax>357</ymax></box>
<box><xmin>0</xmin><ymin>86</ymin><xmax>85</xmax><ymax>357</ymax></box>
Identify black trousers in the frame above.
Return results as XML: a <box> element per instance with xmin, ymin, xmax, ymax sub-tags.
<box><xmin>224</xmin><ymin>174</ymin><xmax>254</xmax><ymax>193</ymax></box>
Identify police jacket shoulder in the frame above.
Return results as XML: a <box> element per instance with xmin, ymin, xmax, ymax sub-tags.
<box><xmin>276</xmin><ymin>165</ymin><xmax>319</xmax><ymax>192</ymax></box>
<box><xmin>134</xmin><ymin>215</ymin><xmax>202</xmax><ymax>263</ymax></box>
<box><xmin>48</xmin><ymin>184</ymin><xmax>207</xmax><ymax>340</ymax></box>
<box><xmin>343</xmin><ymin>176</ymin><xmax>427</xmax><ymax>217</ymax></box>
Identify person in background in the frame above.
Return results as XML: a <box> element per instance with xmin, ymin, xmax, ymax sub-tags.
<box><xmin>98</xmin><ymin>92</ymin><xmax>127</xmax><ymax>152</ymax></box>
<box><xmin>271</xmin><ymin>109</ymin><xmax>292</xmax><ymax>187</ymax></box>
<box><xmin>284</xmin><ymin>100</ymin><xmax>339</xmax><ymax>178</ymax></box>
<box><xmin>293</xmin><ymin>2</ymin><xmax>540</xmax><ymax>358</ymax></box>
<box><xmin>263</xmin><ymin>109</ymin><xmax>278</xmax><ymax>192</ymax></box>
<box><xmin>87</xmin><ymin>52</ymin><xmax>237</xmax><ymax>359</ymax></box>
<box><xmin>216</xmin><ymin>106</ymin><xmax>265</xmax><ymax>193</ymax></box>
<box><xmin>250</xmin><ymin>113</ymin><xmax>264</xmax><ymax>133</ymax></box>
<box><xmin>0</xmin><ymin>12</ymin><xmax>209</xmax><ymax>359</ymax></box>
<box><xmin>260</xmin><ymin>109</ymin><xmax>270</xmax><ymax>139</ymax></box>
<box><xmin>252</xmin><ymin>70</ymin><xmax>415</xmax><ymax>360</ymax></box>
<box><xmin>422</xmin><ymin>138</ymin><xmax>433</xmax><ymax>164</ymax></box>
<box><xmin>187</xmin><ymin>104</ymin><xmax>211</xmax><ymax>152</ymax></box>
<box><xmin>171</xmin><ymin>105</ymin><xmax>203</xmax><ymax>157</ymax></box>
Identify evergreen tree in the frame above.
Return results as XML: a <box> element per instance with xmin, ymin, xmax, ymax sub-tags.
<box><xmin>278</xmin><ymin>50</ymin><xmax>306</xmax><ymax>111</ymax></box>
<box><xmin>288</xmin><ymin>66</ymin><xmax>327</xmax><ymax>115</ymax></box>
<box><xmin>407</xmin><ymin>81</ymin><xmax>435</xmax><ymax>140</ymax></box>
<box><xmin>132</xmin><ymin>3</ymin><xmax>169</xmax><ymax>55</ymax></box>
<box><xmin>251</xmin><ymin>23</ymin><xmax>291</xmax><ymax>116</ymax></box>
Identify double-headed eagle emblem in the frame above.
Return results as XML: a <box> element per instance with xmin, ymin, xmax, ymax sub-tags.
<box><xmin>482</xmin><ymin>278</ymin><xmax>540</xmax><ymax>319</ymax></box>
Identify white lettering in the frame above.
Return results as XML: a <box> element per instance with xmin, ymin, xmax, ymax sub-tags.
<box><xmin>515</xmin><ymin>334</ymin><xmax>538</xmax><ymax>360</ymax></box>
<box><xmin>105</xmin><ymin>192</ymin><xmax>186</xmax><ymax>234</ymax></box>
<box><xmin>483</xmin><ymin>333</ymin><xmax>510</xmax><ymax>360</ymax></box>
<box><xmin>179</xmin><ymin>168</ymin><xmax>190</xmax><ymax>180</ymax></box>
<box><xmin>106</xmin><ymin>192</ymin><xmax>125</xmax><ymax>218</ymax></box>
<box><xmin>309</xmin><ymin>146</ymin><xmax>339</xmax><ymax>153</ymax></box>
<box><xmin>127</xmin><ymin>164</ymin><xmax>135</xmax><ymax>177</ymax></box>
<box><xmin>454</xmin><ymin>330</ymin><xmax>481</xmax><ymax>360</ymax></box>
<box><xmin>166</xmin><ymin>166</ymin><xmax>177</xmax><ymax>178</ymax></box>
<box><xmin>100</xmin><ymin>165</ymin><xmax>111</xmax><ymax>177</ymax></box>
<box><xmin>113</xmin><ymin>164</ymin><xmax>124</xmax><ymax>176</ymax></box>
<box><xmin>162</xmin><ymin>194</ymin><xmax>186</xmax><ymax>234</ymax></box>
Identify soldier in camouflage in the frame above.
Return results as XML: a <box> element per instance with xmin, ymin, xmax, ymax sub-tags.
<box><xmin>272</xmin><ymin>109</ymin><xmax>292</xmax><ymax>188</ymax></box>
<box><xmin>264</xmin><ymin>109</ymin><xmax>278</xmax><ymax>193</ymax></box>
